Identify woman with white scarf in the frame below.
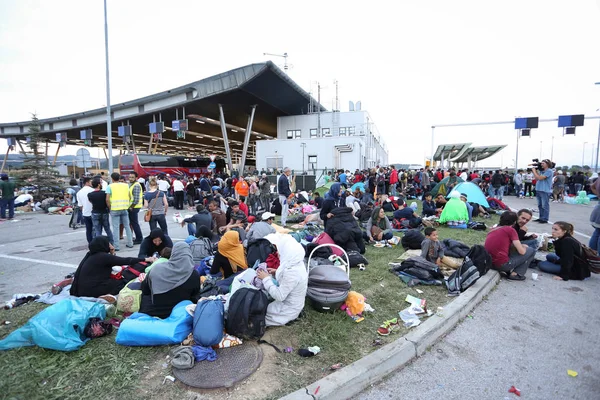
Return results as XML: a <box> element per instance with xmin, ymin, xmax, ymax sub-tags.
<box><xmin>256</xmin><ymin>233</ymin><xmax>308</xmax><ymax>326</ymax></box>
<box><xmin>140</xmin><ymin>241</ymin><xmax>200</xmax><ymax>318</ymax></box>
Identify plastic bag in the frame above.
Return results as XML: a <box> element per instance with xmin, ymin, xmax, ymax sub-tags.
<box><xmin>193</xmin><ymin>299</ymin><xmax>224</xmax><ymax>347</ymax></box>
<box><xmin>116</xmin><ymin>281</ymin><xmax>142</xmax><ymax>314</ymax></box>
<box><xmin>115</xmin><ymin>300</ymin><xmax>193</xmax><ymax>346</ymax></box>
<box><xmin>0</xmin><ymin>298</ymin><xmax>106</xmax><ymax>352</ymax></box>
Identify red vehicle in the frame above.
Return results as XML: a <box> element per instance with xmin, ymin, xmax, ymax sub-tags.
<box><xmin>119</xmin><ymin>153</ymin><xmax>226</xmax><ymax>178</ymax></box>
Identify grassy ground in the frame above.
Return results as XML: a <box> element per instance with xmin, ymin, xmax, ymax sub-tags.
<box><xmin>0</xmin><ymin>202</ymin><xmax>500</xmax><ymax>400</ymax></box>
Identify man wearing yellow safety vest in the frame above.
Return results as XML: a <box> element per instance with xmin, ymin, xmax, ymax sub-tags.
<box><xmin>128</xmin><ymin>172</ymin><xmax>144</xmax><ymax>244</ymax></box>
<box><xmin>105</xmin><ymin>172</ymin><xmax>134</xmax><ymax>251</ymax></box>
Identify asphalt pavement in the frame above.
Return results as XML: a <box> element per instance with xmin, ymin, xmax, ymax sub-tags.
<box><xmin>357</xmin><ymin>197</ymin><xmax>600</xmax><ymax>400</ymax></box>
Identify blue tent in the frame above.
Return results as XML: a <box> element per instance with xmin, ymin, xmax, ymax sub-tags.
<box><xmin>449</xmin><ymin>182</ymin><xmax>490</xmax><ymax>208</ymax></box>
<box><xmin>351</xmin><ymin>182</ymin><xmax>366</xmax><ymax>193</ymax></box>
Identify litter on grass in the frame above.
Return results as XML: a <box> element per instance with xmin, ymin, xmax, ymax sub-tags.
<box><xmin>567</xmin><ymin>369</ymin><xmax>578</xmax><ymax>377</ymax></box>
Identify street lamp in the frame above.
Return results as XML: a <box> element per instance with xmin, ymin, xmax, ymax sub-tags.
<box><xmin>300</xmin><ymin>142</ymin><xmax>306</xmax><ymax>173</ymax></box>
<box><xmin>539</xmin><ymin>141</ymin><xmax>542</xmax><ymax>160</ymax></box>
<box><xmin>582</xmin><ymin>142</ymin><xmax>588</xmax><ymax>168</ymax></box>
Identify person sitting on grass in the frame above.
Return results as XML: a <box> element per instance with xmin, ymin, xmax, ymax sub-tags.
<box><xmin>421</xmin><ymin>227</ymin><xmax>444</xmax><ymax>266</ymax></box>
<box><xmin>393</xmin><ymin>198</ymin><xmax>422</xmax><ymax>228</ymax></box>
<box><xmin>538</xmin><ymin>221</ymin><xmax>591</xmax><ymax>281</ymax></box>
<box><xmin>221</xmin><ymin>200</ymin><xmax>248</xmax><ymax>242</ymax></box>
<box><xmin>484</xmin><ymin>211</ymin><xmax>535</xmax><ymax>281</ymax></box>
<box><xmin>256</xmin><ymin>233</ymin><xmax>308</xmax><ymax>326</ymax></box>
<box><xmin>435</xmin><ymin>194</ymin><xmax>447</xmax><ymax>213</ymax></box>
<box><xmin>145</xmin><ymin>247</ymin><xmax>172</xmax><ymax>273</ymax></box>
<box><xmin>422</xmin><ymin>192</ymin><xmax>437</xmax><ymax>217</ymax></box>
<box><xmin>313</xmin><ymin>191</ymin><xmax>324</xmax><ymax>209</ymax></box>
<box><xmin>70</xmin><ymin>236</ymin><xmax>155</xmax><ymax>299</ymax></box>
<box><xmin>438</xmin><ymin>191</ymin><xmax>468</xmax><ymax>226</ymax></box>
<box><xmin>140</xmin><ymin>242</ymin><xmax>200</xmax><ymax>319</ymax></box>
<box><xmin>138</xmin><ymin>229</ymin><xmax>174</xmax><ymax>259</ymax></box>
<box><xmin>210</xmin><ymin>231</ymin><xmax>248</xmax><ymax>291</ymax></box>
<box><xmin>366</xmin><ymin>206</ymin><xmax>393</xmax><ymax>242</ymax></box>
<box><xmin>245</xmin><ymin>211</ymin><xmax>276</xmax><ymax>245</ymax></box>
<box><xmin>459</xmin><ymin>193</ymin><xmax>474</xmax><ymax>222</ymax></box>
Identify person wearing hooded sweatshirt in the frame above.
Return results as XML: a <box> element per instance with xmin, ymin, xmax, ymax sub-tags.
<box><xmin>366</xmin><ymin>207</ymin><xmax>393</xmax><ymax>241</ymax></box>
<box><xmin>439</xmin><ymin>191</ymin><xmax>469</xmax><ymax>225</ymax></box>
<box><xmin>256</xmin><ymin>233</ymin><xmax>308</xmax><ymax>326</ymax></box>
<box><xmin>70</xmin><ymin>236</ymin><xmax>154</xmax><ymax>298</ymax></box>
<box><xmin>139</xmin><ymin>242</ymin><xmax>201</xmax><ymax>318</ymax></box>
<box><xmin>319</xmin><ymin>183</ymin><xmax>343</xmax><ymax>228</ymax></box>
<box><xmin>138</xmin><ymin>229</ymin><xmax>174</xmax><ymax>259</ymax></box>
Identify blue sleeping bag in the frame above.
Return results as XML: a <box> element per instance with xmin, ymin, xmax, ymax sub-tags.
<box><xmin>193</xmin><ymin>299</ymin><xmax>224</xmax><ymax>346</ymax></box>
<box><xmin>448</xmin><ymin>223</ymin><xmax>468</xmax><ymax>229</ymax></box>
<box><xmin>0</xmin><ymin>298</ymin><xmax>106</xmax><ymax>352</ymax></box>
<box><xmin>115</xmin><ymin>300</ymin><xmax>193</xmax><ymax>346</ymax></box>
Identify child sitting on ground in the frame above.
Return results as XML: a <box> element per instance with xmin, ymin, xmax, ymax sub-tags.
<box><xmin>145</xmin><ymin>247</ymin><xmax>172</xmax><ymax>273</ymax></box>
<box><xmin>422</xmin><ymin>192</ymin><xmax>437</xmax><ymax>217</ymax></box>
<box><xmin>421</xmin><ymin>227</ymin><xmax>444</xmax><ymax>266</ymax></box>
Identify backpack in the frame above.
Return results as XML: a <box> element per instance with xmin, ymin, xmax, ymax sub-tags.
<box><xmin>193</xmin><ymin>299</ymin><xmax>224</xmax><ymax>347</ymax></box>
<box><xmin>446</xmin><ymin>256</ymin><xmax>480</xmax><ymax>296</ymax></box>
<box><xmin>246</xmin><ymin>238</ymin><xmax>277</xmax><ymax>268</ymax></box>
<box><xmin>347</xmin><ymin>250</ymin><xmax>369</xmax><ymax>268</ymax></box>
<box><xmin>576</xmin><ymin>244</ymin><xmax>600</xmax><ymax>274</ymax></box>
<box><xmin>190</xmin><ymin>237</ymin><xmax>214</xmax><ymax>265</ymax></box>
<box><xmin>401</xmin><ymin>229</ymin><xmax>425</xmax><ymax>249</ymax></box>
<box><xmin>377</xmin><ymin>174</ymin><xmax>385</xmax><ymax>187</ymax></box>
<box><xmin>465</xmin><ymin>245</ymin><xmax>492</xmax><ymax>276</ymax></box>
<box><xmin>225</xmin><ymin>288</ymin><xmax>269</xmax><ymax>340</ymax></box>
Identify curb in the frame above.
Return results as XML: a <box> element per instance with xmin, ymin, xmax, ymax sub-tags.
<box><xmin>280</xmin><ymin>270</ymin><xmax>501</xmax><ymax>400</ymax></box>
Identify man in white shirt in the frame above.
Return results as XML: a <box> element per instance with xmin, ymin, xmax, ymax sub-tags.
<box><xmin>459</xmin><ymin>169</ymin><xmax>468</xmax><ymax>181</ymax></box>
<box><xmin>100</xmin><ymin>172</ymin><xmax>108</xmax><ymax>189</ymax></box>
<box><xmin>514</xmin><ymin>170</ymin><xmax>524</xmax><ymax>198</ymax></box>
<box><xmin>157</xmin><ymin>175</ymin><xmax>170</xmax><ymax>194</ymax></box>
<box><xmin>76</xmin><ymin>176</ymin><xmax>95</xmax><ymax>244</ymax></box>
<box><xmin>14</xmin><ymin>192</ymin><xmax>33</xmax><ymax>207</ymax></box>
<box><xmin>172</xmin><ymin>176</ymin><xmax>185</xmax><ymax>210</ymax></box>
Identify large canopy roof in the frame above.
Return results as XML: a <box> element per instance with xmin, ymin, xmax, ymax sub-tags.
<box><xmin>433</xmin><ymin>143</ymin><xmax>471</xmax><ymax>161</ymax></box>
<box><xmin>0</xmin><ymin>61</ymin><xmax>325</xmax><ymax>161</ymax></box>
<box><xmin>452</xmin><ymin>145</ymin><xmax>507</xmax><ymax>163</ymax></box>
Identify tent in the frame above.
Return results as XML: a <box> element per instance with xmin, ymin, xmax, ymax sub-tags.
<box><xmin>351</xmin><ymin>182</ymin><xmax>366</xmax><ymax>193</ymax></box>
<box><xmin>430</xmin><ymin>176</ymin><xmax>465</xmax><ymax>197</ymax></box>
<box><xmin>314</xmin><ymin>181</ymin><xmax>334</xmax><ymax>196</ymax></box>
<box><xmin>451</xmin><ymin>182</ymin><xmax>490</xmax><ymax>208</ymax></box>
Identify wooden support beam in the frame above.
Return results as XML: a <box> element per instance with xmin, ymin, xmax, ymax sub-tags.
<box><xmin>53</xmin><ymin>145</ymin><xmax>60</xmax><ymax>166</ymax></box>
<box><xmin>0</xmin><ymin>147</ymin><xmax>9</xmax><ymax>174</ymax></box>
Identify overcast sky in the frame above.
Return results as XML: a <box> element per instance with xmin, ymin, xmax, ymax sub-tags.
<box><xmin>1</xmin><ymin>0</ymin><xmax>600</xmax><ymax>169</ymax></box>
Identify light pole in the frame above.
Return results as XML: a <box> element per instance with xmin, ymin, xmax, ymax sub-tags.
<box><xmin>300</xmin><ymin>142</ymin><xmax>306</xmax><ymax>173</ymax></box>
<box><xmin>550</xmin><ymin>136</ymin><xmax>554</xmax><ymax>161</ymax></box>
<box><xmin>539</xmin><ymin>141</ymin><xmax>543</xmax><ymax>160</ymax></box>
<box><xmin>103</xmin><ymin>0</ymin><xmax>113</xmax><ymax>174</ymax></box>
<box><xmin>582</xmin><ymin>142</ymin><xmax>588</xmax><ymax>168</ymax></box>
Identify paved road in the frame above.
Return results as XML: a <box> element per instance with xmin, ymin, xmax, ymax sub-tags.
<box><xmin>0</xmin><ymin>210</ymin><xmax>194</xmax><ymax>300</ymax></box>
<box><xmin>357</xmin><ymin>198</ymin><xmax>600</xmax><ymax>400</ymax></box>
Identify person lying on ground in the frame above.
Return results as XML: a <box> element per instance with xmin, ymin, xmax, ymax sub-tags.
<box><xmin>181</xmin><ymin>204</ymin><xmax>213</xmax><ymax>237</ymax></box>
<box><xmin>245</xmin><ymin>211</ymin><xmax>276</xmax><ymax>246</ymax></box>
<box><xmin>210</xmin><ymin>230</ymin><xmax>248</xmax><ymax>279</ymax></box>
<box><xmin>484</xmin><ymin>211</ymin><xmax>535</xmax><ymax>281</ymax></box>
<box><xmin>256</xmin><ymin>233</ymin><xmax>308</xmax><ymax>326</ymax></box>
<box><xmin>367</xmin><ymin>206</ymin><xmax>393</xmax><ymax>242</ymax></box>
<box><xmin>140</xmin><ymin>242</ymin><xmax>200</xmax><ymax>319</ymax></box>
<box><xmin>422</xmin><ymin>192</ymin><xmax>437</xmax><ymax>217</ymax></box>
<box><xmin>70</xmin><ymin>236</ymin><xmax>155</xmax><ymax>298</ymax></box>
<box><xmin>538</xmin><ymin>221</ymin><xmax>591</xmax><ymax>281</ymax></box>
<box><xmin>145</xmin><ymin>246</ymin><xmax>172</xmax><ymax>273</ymax></box>
<box><xmin>513</xmin><ymin>209</ymin><xmax>538</xmax><ymax>248</ymax></box>
<box><xmin>421</xmin><ymin>227</ymin><xmax>444</xmax><ymax>266</ymax></box>
<box><xmin>138</xmin><ymin>229</ymin><xmax>174</xmax><ymax>259</ymax></box>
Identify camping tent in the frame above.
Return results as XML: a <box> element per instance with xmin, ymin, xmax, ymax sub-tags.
<box><xmin>315</xmin><ymin>181</ymin><xmax>334</xmax><ymax>196</ymax></box>
<box><xmin>351</xmin><ymin>182</ymin><xmax>366</xmax><ymax>193</ymax></box>
<box><xmin>430</xmin><ymin>176</ymin><xmax>465</xmax><ymax>197</ymax></box>
<box><xmin>451</xmin><ymin>182</ymin><xmax>490</xmax><ymax>208</ymax></box>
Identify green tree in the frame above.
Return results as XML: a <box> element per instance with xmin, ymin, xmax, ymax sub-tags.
<box><xmin>15</xmin><ymin>114</ymin><xmax>63</xmax><ymax>198</ymax></box>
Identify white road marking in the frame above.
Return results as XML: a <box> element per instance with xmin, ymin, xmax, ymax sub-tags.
<box><xmin>0</xmin><ymin>254</ymin><xmax>78</xmax><ymax>268</ymax></box>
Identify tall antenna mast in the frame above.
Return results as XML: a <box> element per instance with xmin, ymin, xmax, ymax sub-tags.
<box><xmin>334</xmin><ymin>79</ymin><xmax>339</xmax><ymax>112</ymax></box>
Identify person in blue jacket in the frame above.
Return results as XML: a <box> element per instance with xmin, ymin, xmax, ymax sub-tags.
<box><xmin>277</xmin><ymin>167</ymin><xmax>292</xmax><ymax>227</ymax></box>
<box><xmin>422</xmin><ymin>192</ymin><xmax>437</xmax><ymax>217</ymax></box>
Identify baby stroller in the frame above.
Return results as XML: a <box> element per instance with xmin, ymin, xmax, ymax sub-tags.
<box><xmin>306</xmin><ymin>244</ymin><xmax>351</xmax><ymax>313</ymax></box>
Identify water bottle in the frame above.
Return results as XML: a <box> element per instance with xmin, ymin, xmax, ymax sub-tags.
<box><xmin>153</xmin><ymin>252</ymin><xmax>159</xmax><ymax>259</ymax></box>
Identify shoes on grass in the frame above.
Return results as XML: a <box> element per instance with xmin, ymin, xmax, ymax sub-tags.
<box><xmin>377</xmin><ymin>318</ymin><xmax>400</xmax><ymax>336</ymax></box>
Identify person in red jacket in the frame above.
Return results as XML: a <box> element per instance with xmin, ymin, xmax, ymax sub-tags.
<box><xmin>389</xmin><ymin>165</ymin><xmax>399</xmax><ymax>196</ymax></box>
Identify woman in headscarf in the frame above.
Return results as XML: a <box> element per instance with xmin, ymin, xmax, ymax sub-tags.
<box><xmin>70</xmin><ymin>236</ymin><xmax>154</xmax><ymax>298</ymax></box>
<box><xmin>210</xmin><ymin>230</ymin><xmax>248</xmax><ymax>279</ymax></box>
<box><xmin>256</xmin><ymin>233</ymin><xmax>308</xmax><ymax>326</ymax></box>
<box><xmin>366</xmin><ymin>207</ymin><xmax>393</xmax><ymax>242</ymax></box>
<box><xmin>138</xmin><ymin>228</ymin><xmax>174</xmax><ymax>258</ymax></box>
<box><xmin>139</xmin><ymin>242</ymin><xmax>200</xmax><ymax>318</ymax></box>
<box><xmin>319</xmin><ymin>183</ymin><xmax>343</xmax><ymax>228</ymax></box>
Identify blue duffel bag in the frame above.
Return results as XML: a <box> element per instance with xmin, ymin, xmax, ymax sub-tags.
<box><xmin>193</xmin><ymin>299</ymin><xmax>224</xmax><ymax>347</ymax></box>
<box><xmin>116</xmin><ymin>300</ymin><xmax>193</xmax><ymax>346</ymax></box>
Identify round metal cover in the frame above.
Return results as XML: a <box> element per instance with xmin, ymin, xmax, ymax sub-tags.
<box><xmin>172</xmin><ymin>342</ymin><xmax>263</xmax><ymax>389</ymax></box>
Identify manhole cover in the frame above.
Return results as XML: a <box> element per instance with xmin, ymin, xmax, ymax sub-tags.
<box><xmin>172</xmin><ymin>342</ymin><xmax>263</xmax><ymax>389</ymax></box>
<box><xmin>69</xmin><ymin>245</ymin><xmax>90</xmax><ymax>252</ymax></box>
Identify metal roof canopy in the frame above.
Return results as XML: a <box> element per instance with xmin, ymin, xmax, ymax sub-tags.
<box><xmin>433</xmin><ymin>143</ymin><xmax>471</xmax><ymax>161</ymax></box>
<box><xmin>452</xmin><ymin>145</ymin><xmax>507</xmax><ymax>163</ymax></box>
<box><xmin>0</xmin><ymin>61</ymin><xmax>326</xmax><ymax>160</ymax></box>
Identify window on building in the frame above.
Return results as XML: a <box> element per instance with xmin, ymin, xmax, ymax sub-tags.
<box><xmin>322</xmin><ymin>128</ymin><xmax>331</xmax><ymax>136</ymax></box>
<box><xmin>348</xmin><ymin>127</ymin><xmax>356</xmax><ymax>135</ymax></box>
<box><xmin>308</xmin><ymin>155</ymin><xmax>317</xmax><ymax>170</ymax></box>
<box><xmin>286</xmin><ymin>129</ymin><xmax>301</xmax><ymax>139</ymax></box>
<box><xmin>310</xmin><ymin>128</ymin><xmax>318</xmax><ymax>138</ymax></box>
<box><xmin>339</xmin><ymin>127</ymin><xmax>347</xmax><ymax>136</ymax></box>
